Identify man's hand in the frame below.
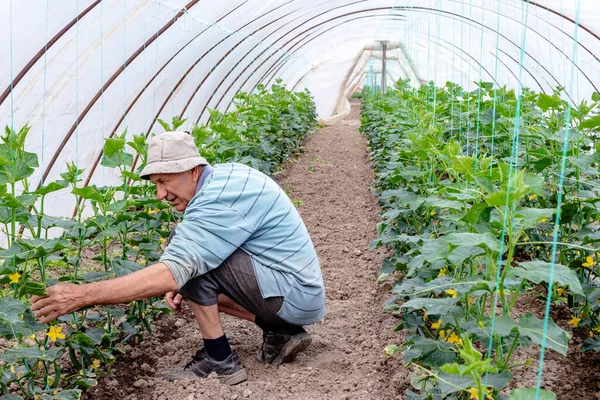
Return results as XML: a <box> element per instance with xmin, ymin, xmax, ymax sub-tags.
<box><xmin>31</xmin><ymin>283</ymin><xmax>85</xmax><ymax>323</ymax></box>
<box><xmin>165</xmin><ymin>291</ymin><xmax>184</xmax><ymax>315</ymax></box>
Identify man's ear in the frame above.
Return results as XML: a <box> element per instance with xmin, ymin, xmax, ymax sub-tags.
<box><xmin>191</xmin><ymin>165</ymin><xmax>201</xmax><ymax>183</ymax></box>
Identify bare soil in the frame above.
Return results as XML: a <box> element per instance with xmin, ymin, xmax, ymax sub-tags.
<box><xmin>85</xmin><ymin>100</ymin><xmax>409</xmax><ymax>400</ymax></box>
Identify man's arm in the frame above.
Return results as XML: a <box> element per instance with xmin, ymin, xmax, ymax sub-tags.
<box><xmin>31</xmin><ymin>262</ymin><xmax>178</xmax><ymax>324</ymax></box>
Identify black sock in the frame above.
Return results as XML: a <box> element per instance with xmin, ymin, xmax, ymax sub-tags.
<box><xmin>203</xmin><ymin>335</ymin><xmax>232</xmax><ymax>361</ymax></box>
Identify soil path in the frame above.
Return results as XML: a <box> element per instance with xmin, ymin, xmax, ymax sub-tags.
<box><xmin>86</xmin><ymin>99</ymin><xmax>408</xmax><ymax>400</ymax></box>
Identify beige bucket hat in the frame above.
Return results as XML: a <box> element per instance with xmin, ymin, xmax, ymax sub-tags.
<box><xmin>140</xmin><ymin>131</ymin><xmax>208</xmax><ymax>180</ymax></box>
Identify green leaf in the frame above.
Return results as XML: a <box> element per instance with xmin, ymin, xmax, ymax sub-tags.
<box><xmin>514</xmin><ymin>208</ymin><xmax>555</xmax><ymax>230</ymax></box>
<box><xmin>72</xmin><ymin>186</ymin><xmax>104</xmax><ymax>203</ymax></box>
<box><xmin>111</xmin><ymin>258</ymin><xmax>145</xmax><ymax>276</ymax></box>
<box><xmin>0</xmin><ymin>394</ymin><xmax>24</xmax><ymax>400</ymax></box>
<box><xmin>581</xmin><ymin>115</ymin><xmax>600</xmax><ymax>130</ymax></box>
<box><xmin>462</xmin><ymin>203</ymin><xmax>490</xmax><ymax>225</ymax></box>
<box><xmin>107</xmin><ymin>199</ymin><xmax>129</xmax><ymax>213</ymax></box>
<box><xmin>452</xmin><ymin>156</ymin><xmax>475</xmax><ymax>180</ymax></box>
<box><xmin>0</xmin><ymin>193</ymin><xmax>24</xmax><ymax>208</ymax></box>
<box><xmin>0</xmin><ymin>345</ymin><xmax>44</xmax><ymax>362</ymax></box>
<box><xmin>509</xmin><ymin>388</ymin><xmax>556</xmax><ymax>400</ymax></box>
<box><xmin>537</xmin><ymin>93</ymin><xmax>563</xmax><ymax>112</ymax></box>
<box><xmin>0</xmin><ymin>159</ymin><xmax>34</xmax><ymax>184</ymax></box>
<box><xmin>424</xmin><ymin>196</ymin><xmax>464</xmax><ymax>210</ymax></box>
<box><xmin>16</xmin><ymin>193</ymin><xmax>39</xmax><ymax>206</ymax></box>
<box><xmin>156</xmin><ymin>118</ymin><xmax>172</xmax><ymax>132</ymax></box>
<box><xmin>508</xmin><ymin>260</ymin><xmax>583</xmax><ymax>294</ymax></box>
<box><xmin>403</xmin><ymin>334</ymin><xmax>456</xmax><ymax>368</ymax></box>
<box><xmin>40</xmin><ymin>390</ymin><xmax>82</xmax><ymax>400</ymax></box>
<box><xmin>492</xmin><ymin>315</ymin><xmax>518</xmax><ymax>337</ymax></box>
<box><xmin>19</xmin><ymin>281</ymin><xmax>48</xmax><ymax>297</ymax></box>
<box><xmin>103</xmin><ymin>138</ymin><xmax>126</xmax><ymax>156</ymax></box>
<box><xmin>0</xmin><ymin>297</ymin><xmax>28</xmax><ymax>324</ymax></box>
<box><xmin>518</xmin><ymin>313</ymin><xmax>570</xmax><ymax>355</ymax></box>
<box><xmin>479</xmin><ymin>107</ymin><xmax>499</xmax><ymax>125</ymax></box>
<box><xmin>400</xmin><ymin>298</ymin><xmax>464</xmax><ymax>316</ymax></box>
<box><xmin>474</xmin><ymin>174</ymin><xmax>495</xmax><ymax>193</ymax></box>
<box><xmin>523</xmin><ymin>173</ymin><xmax>544</xmax><ymax>196</ymax></box>
<box><xmin>581</xmin><ymin>338</ymin><xmax>600</xmax><ymax>352</ymax></box>
<box><xmin>446</xmin><ymin>232</ymin><xmax>500</xmax><ymax>252</ymax></box>
<box><xmin>438</xmin><ymin>371</ymin><xmax>510</xmax><ymax>394</ymax></box>
<box><xmin>101</xmin><ymin>152</ymin><xmax>133</xmax><ymax>168</ymax></box>
<box><xmin>33</xmin><ymin>181</ymin><xmax>68</xmax><ymax>196</ymax></box>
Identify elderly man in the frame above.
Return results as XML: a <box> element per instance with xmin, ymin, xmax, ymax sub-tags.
<box><xmin>31</xmin><ymin>131</ymin><xmax>326</xmax><ymax>385</ymax></box>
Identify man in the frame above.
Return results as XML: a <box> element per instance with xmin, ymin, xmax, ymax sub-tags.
<box><xmin>31</xmin><ymin>131</ymin><xmax>326</xmax><ymax>385</ymax></box>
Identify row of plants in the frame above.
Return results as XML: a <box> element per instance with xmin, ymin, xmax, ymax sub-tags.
<box><xmin>0</xmin><ymin>81</ymin><xmax>317</xmax><ymax>399</ymax></box>
<box><xmin>362</xmin><ymin>79</ymin><xmax>600</xmax><ymax>399</ymax></box>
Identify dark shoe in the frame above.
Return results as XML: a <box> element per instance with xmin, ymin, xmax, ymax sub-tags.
<box><xmin>164</xmin><ymin>349</ymin><xmax>247</xmax><ymax>385</ymax></box>
<box><xmin>259</xmin><ymin>329</ymin><xmax>312</xmax><ymax>366</ymax></box>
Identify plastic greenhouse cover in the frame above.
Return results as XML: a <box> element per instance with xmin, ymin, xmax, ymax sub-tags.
<box><xmin>0</xmin><ymin>0</ymin><xmax>598</xmax><ymax>234</ymax></box>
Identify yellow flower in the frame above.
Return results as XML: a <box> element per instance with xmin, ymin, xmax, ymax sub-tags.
<box><xmin>478</xmin><ymin>321</ymin><xmax>485</xmax><ymax>329</ymax></box>
<box><xmin>568</xmin><ymin>316</ymin><xmax>581</xmax><ymax>328</ymax></box>
<box><xmin>8</xmin><ymin>272</ymin><xmax>20</xmax><ymax>284</ymax></box>
<box><xmin>445</xmin><ymin>289</ymin><xmax>457</xmax><ymax>298</ymax></box>
<box><xmin>437</xmin><ymin>268</ymin><xmax>447</xmax><ymax>278</ymax></box>
<box><xmin>29</xmin><ymin>334</ymin><xmax>36</xmax><ymax>341</ymax></box>
<box><xmin>556</xmin><ymin>288</ymin><xmax>565</xmax><ymax>296</ymax></box>
<box><xmin>528</xmin><ymin>194</ymin><xmax>537</xmax><ymax>201</ymax></box>
<box><xmin>46</xmin><ymin>325</ymin><xmax>66</xmax><ymax>342</ymax></box>
<box><xmin>92</xmin><ymin>359</ymin><xmax>101</xmax><ymax>369</ymax></box>
<box><xmin>431</xmin><ymin>320</ymin><xmax>442</xmax><ymax>330</ymax></box>
<box><xmin>538</xmin><ymin>217</ymin><xmax>548</xmax><ymax>223</ymax></box>
<box><xmin>467</xmin><ymin>387</ymin><xmax>493</xmax><ymax>400</ymax></box>
<box><xmin>439</xmin><ymin>330</ymin><xmax>447</xmax><ymax>339</ymax></box>
<box><xmin>447</xmin><ymin>332</ymin><xmax>463</xmax><ymax>346</ymax></box>
<box><xmin>132</xmin><ymin>246</ymin><xmax>138</xmax><ymax>250</ymax></box>
<box><xmin>10</xmin><ymin>365</ymin><xmax>15</xmax><ymax>373</ymax></box>
<box><xmin>148</xmin><ymin>208</ymin><xmax>159</xmax><ymax>214</ymax></box>
<box><xmin>429</xmin><ymin>210</ymin><xmax>436</xmax><ymax>216</ymax></box>
<box><xmin>582</xmin><ymin>255</ymin><xmax>594</xmax><ymax>268</ymax></box>
<box><xmin>17</xmin><ymin>371</ymin><xmax>22</xmax><ymax>378</ymax></box>
<box><xmin>159</xmin><ymin>237</ymin><xmax>167</xmax><ymax>244</ymax></box>
<box><xmin>593</xmin><ymin>327</ymin><xmax>600</xmax><ymax>333</ymax></box>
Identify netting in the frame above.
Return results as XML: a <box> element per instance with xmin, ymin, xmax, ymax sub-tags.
<box><xmin>1</xmin><ymin>1</ymin><xmax>599</xmax><ymax>398</ymax></box>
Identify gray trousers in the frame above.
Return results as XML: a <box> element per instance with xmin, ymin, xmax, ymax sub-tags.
<box><xmin>178</xmin><ymin>248</ymin><xmax>297</xmax><ymax>329</ymax></box>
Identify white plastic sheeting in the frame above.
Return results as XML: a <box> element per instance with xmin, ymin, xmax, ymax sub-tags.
<box><xmin>0</xmin><ymin>0</ymin><xmax>598</xmax><ymax>222</ymax></box>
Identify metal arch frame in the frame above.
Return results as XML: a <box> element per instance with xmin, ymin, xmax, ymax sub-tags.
<box><xmin>95</xmin><ymin>1</ymin><xmax>371</xmax><ymax>186</ymax></box>
<box><xmin>221</xmin><ymin>6</ymin><xmax>537</xmax><ymax>115</ymax></box>
<box><xmin>261</xmin><ymin>11</ymin><xmax>553</xmax><ymax>100</ymax></box>
<box><xmin>258</xmin><ymin>6</ymin><xmax>593</xmax><ymax>104</ymax></box>
<box><xmin>11</xmin><ymin>0</ymin><xmax>596</xmax><ymax>196</ymax></box>
<box><xmin>191</xmin><ymin>1</ymin><xmax>380</xmax><ymax>125</ymax></box>
<box><xmin>200</xmin><ymin>7</ymin><xmax>399</xmax><ymax>124</ymax></box>
<box><xmin>83</xmin><ymin>0</ymin><xmax>289</xmax><ymax>194</ymax></box>
<box><xmin>285</xmin><ymin>21</ymin><xmax>511</xmax><ymax>93</ymax></box>
<box><xmin>39</xmin><ymin>0</ymin><xmax>206</xmax><ymax>187</ymax></box>
<box><xmin>0</xmin><ymin>0</ymin><xmax>102</xmax><ymax>106</ymax></box>
<box><xmin>214</xmin><ymin>4</ymin><xmax>593</xmax><ymax>120</ymax></box>
<box><xmin>257</xmin><ymin>2</ymin><xmax>599</xmax><ymax>101</ymax></box>
<box><xmin>286</xmin><ymin>28</ymin><xmax>509</xmax><ymax>93</ymax></box>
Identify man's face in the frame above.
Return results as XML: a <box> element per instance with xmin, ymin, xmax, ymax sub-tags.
<box><xmin>150</xmin><ymin>168</ymin><xmax>200</xmax><ymax>212</ymax></box>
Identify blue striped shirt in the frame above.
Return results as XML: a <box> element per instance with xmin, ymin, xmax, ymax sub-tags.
<box><xmin>160</xmin><ymin>163</ymin><xmax>326</xmax><ymax>325</ymax></box>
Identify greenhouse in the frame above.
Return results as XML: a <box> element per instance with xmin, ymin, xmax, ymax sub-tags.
<box><xmin>1</xmin><ymin>0</ymin><xmax>599</xmax><ymax>398</ymax></box>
